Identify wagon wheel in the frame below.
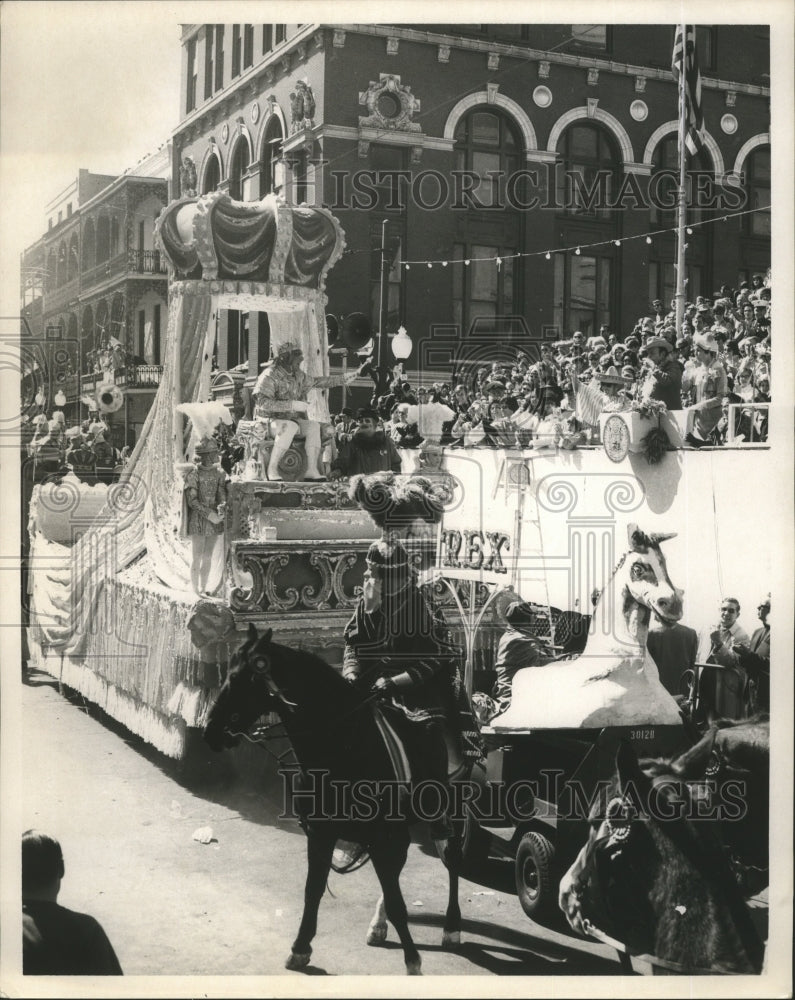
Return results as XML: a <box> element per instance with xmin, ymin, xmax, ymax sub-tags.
<box><xmin>515</xmin><ymin>830</ymin><xmax>557</xmax><ymax>922</ymax></box>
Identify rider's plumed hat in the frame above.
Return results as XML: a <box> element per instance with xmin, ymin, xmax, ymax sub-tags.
<box><xmin>350</xmin><ymin>472</ymin><xmax>450</xmax><ymax>532</ymax></box>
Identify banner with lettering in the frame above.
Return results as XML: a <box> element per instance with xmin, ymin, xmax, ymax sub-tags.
<box><xmin>433</xmin><ymin>450</ymin><xmax>521</xmax><ymax>585</ymax></box>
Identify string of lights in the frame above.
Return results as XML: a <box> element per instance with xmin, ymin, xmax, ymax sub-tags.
<box><xmin>398</xmin><ymin>204</ymin><xmax>771</xmax><ymax>269</ymax></box>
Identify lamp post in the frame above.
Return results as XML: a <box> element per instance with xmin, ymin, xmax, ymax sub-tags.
<box><xmin>376</xmin><ymin>219</ymin><xmax>391</xmax><ymax>398</ymax></box>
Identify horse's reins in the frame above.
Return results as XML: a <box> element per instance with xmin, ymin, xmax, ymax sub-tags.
<box><xmin>578</xmin><ymin>781</ymin><xmax>764</xmax><ymax>975</ymax></box>
<box><xmin>580</xmin><ymin>918</ymin><xmax>739</xmax><ymax>975</ymax></box>
<box><xmin>223</xmin><ymin>689</ymin><xmax>385</xmax><ymax>765</ymax></box>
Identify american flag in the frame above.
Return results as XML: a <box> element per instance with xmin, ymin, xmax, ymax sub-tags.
<box><xmin>672</xmin><ymin>25</ymin><xmax>705</xmax><ymax>157</ymax></box>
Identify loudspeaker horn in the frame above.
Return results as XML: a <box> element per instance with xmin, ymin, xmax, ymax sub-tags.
<box><xmin>340</xmin><ymin>312</ymin><xmax>372</xmax><ymax>352</ymax></box>
<box><xmin>326</xmin><ymin>313</ymin><xmax>340</xmax><ymax>345</ymax></box>
<box><xmin>97</xmin><ymin>381</ymin><xmax>124</xmax><ymax>414</ymax></box>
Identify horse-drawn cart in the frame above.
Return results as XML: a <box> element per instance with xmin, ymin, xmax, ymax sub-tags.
<box><xmin>473</xmin><ymin>722</ymin><xmax>690</xmax><ymax>922</ymax></box>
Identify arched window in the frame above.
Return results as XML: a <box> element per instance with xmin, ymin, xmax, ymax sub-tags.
<box><xmin>649</xmin><ymin>135</ymin><xmax>710</xmax><ymax>226</ymax></box>
<box><xmin>68</xmin><ymin>234</ymin><xmax>79</xmax><ymax>282</ymax></box>
<box><xmin>56</xmin><ymin>243</ymin><xmax>67</xmax><ymax>287</ymax></box>
<box><xmin>96</xmin><ymin>215</ymin><xmax>111</xmax><ymax>262</ymax></box>
<box><xmin>82</xmin><ymin>219</ymin><xmax>95</xmax><ymax>271</ymax></box>
<box><xmin>260</xmin><ymin>115</ymin><xmax>284</xmax><ymax>196</ymax></box>
<box><xmin>228</xmin><ymin>136</ymin><xmax>249</xmax><ymax>201</ymax></box>
<box><xmin>81</xmin><ymin>306</ymin><xmax>94</xmax><ymax>372</ymax></box>
<box><xmin>110</xmin><ymin>217</ymin><xmax>121</xmax><ymax>256</ymax></box>
<box><xmin>454</xmin><ymin>109</ymin><xmax>521</xmax><ymax>208</ymax></box>
<box><xmin>556</xmin><ymin>122</ymin><xmax>619</xmax><ymax>218</ymax></box>
<box><xmin>202</xmin><ymin>153</ymin><xmax>221</xmax><ymax>194</ymax></box>
<box><xmin>46</xmin><ymin>249</ymin><xmax>57</xmax><ymax>292</ymax></box>
<box><xmin>743</xmin><ymin>146</ymin><xmax>770</xmax><ymax>237</ymax></box>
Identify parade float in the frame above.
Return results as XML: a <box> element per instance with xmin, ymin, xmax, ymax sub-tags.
<box><xmin>26</xmin><ymin>190</ymin><xmax>773</xmax><ymax>777</ymax></box>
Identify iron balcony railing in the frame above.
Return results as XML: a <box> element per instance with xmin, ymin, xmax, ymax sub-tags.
<box><xmin>127</xmin><ymin>249</ymin><xmax>168</xmax><ymax>275</ymax></box>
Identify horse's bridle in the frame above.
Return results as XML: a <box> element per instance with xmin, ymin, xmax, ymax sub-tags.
<box><xmin>576</xmin><ymin>784</ymin><xmax>764</xmax><ymax>974</ymax></box>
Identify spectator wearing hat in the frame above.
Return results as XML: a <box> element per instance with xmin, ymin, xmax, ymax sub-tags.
<box><xmin>491</xmin><ymin>601</ymin><xmax>555</xmax><ymax>717</ymax></box>
<box><xmin>254</xmin><ymin>341</ymin><xmax>357</xmax><ymax>481</ymax></box>
<box><xmin>330</xmin><ymin>408</ymin><xmax>402</xmax><ymax>479</ymax></box>
<box><xmin>638</xmin><ymin>336</ymin><xmax>682</xmax><ymax>410</ymax></box>
<box><xmin>342</xmin><ymin>538</ymin><xmax>460</xmax><ymax>838</ymax></box>
<box><xmin>65</xmin><ymin>428</ymin><xmax>96</xmax><ymax>477</ymax></box>
<box><xmin>682</xmin><ymin>332</ymin><xmax>727</xmax><ymax>446</ymax></box>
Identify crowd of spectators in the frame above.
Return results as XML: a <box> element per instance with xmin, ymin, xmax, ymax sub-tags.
<box><xmin>25</xmin><ymin>411</ymin><xmax>130</xmax><ymax>483</ymax></box>
<box><xmin>352</xmin><ymin>274</ymin><xmax>772</xmax><ymax>451</ymax></box>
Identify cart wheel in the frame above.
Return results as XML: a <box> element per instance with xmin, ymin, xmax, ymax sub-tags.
<box><xmin>515</xmin><ymin>831</ymin><xmax>557</xmax><ymax>921</ymax></box>
<box><xmin>435</xmin><ymin>805</ymin><xmax>491</xmax><ymax>876</ymax></box>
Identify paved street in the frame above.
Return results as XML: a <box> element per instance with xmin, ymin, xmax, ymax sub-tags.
<box><xmin>19</xmin><ymin>667</ymin><xmax>628</xmax><ymax>980</ymax></box>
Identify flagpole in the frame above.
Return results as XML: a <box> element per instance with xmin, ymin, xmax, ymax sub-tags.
<box><xmin>674</xmin><ymin>23</ymin><xmax>688</xmax><ymax>337</ymax></box>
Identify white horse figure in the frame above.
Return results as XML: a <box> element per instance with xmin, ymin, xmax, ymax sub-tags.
<box><xmin>492</xmin><ymin>524</ymin><xmax>683</xmax><ymax>730</ymax></box>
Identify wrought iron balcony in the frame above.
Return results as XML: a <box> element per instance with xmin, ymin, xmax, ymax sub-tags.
<box><xmin>127</xmin><ymin>249</ymin><xmax>168</xmax><ymax>275</ymax></box>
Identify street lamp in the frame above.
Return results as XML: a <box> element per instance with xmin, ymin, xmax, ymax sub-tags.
<box><xmin>375</xmin><ymin>219</ymin><xmax>408</xmax><ymax>398</ymax></box>
<box><xmin>390</xmin><ymin>326</ymin><xmax>412</xmax><ymax>377</ymax></box>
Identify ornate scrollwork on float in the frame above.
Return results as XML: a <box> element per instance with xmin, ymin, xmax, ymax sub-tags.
<box><xmin>330</xmin><ymin>551</ymin><xmax>362</xmax><ymax>609</ymax></box>
<box><xmin>228</xmin><ymin>541</ymin><xmax>369</xmax><ymax>617</ymax></box>
<box><xmin>301</xmin><ymin>552</ymin><xmax>334</xmax><ymax>610</ymax></box>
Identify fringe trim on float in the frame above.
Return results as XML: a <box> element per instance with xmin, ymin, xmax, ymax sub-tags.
<box><xmin>59</xmin><ymin>657</ymin><xmax>186</xmax><ymax>759</ymax></box>
<box><xmin>77</xmin><ymin>577</ymin><xmax>202</xmax><ymax>716</ymax></box>
<box><xmin>166</xmin><ymin>682</ymin><xmax>220</xmax><ymax>729</ymax></box>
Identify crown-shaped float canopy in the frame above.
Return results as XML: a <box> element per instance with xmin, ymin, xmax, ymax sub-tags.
<box><xmin>156</xmin><ymin>192</ymin><xmax>345</xmax><ymax>288</ymax></box>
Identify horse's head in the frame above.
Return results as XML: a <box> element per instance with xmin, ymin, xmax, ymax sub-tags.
<box><xmin>622</xmin><ymin>523</ymin><xmax>683</xmax><ymax>625</ymax></box>
<box><xmin>560</xmin><ymin>739</ymin><xmax>765</xmax><ymax>972</ymax></box>
<box><xmin>643</xmin><ymin>716</ymin><xmax>770</xmax><ymax>887</ymax></box>
<box><xmin>203</xmin><ymin>624</ymin><xmax>295</xmax><ymax>752</ymax></box>
<box><xmin>559</xmin><ymin>741</ymin><xmax>659</xmax><ymax>953</ymax></box>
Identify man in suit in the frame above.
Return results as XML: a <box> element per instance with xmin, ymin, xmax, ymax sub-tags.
<box><xmin>733</xmin><ymin>594</ymin><xmax>771</xmax><ymax>713</ymax></box>
<box><xmin>697</xmin><ymin>597</ymin><xmax>751</xmax><ymax>719</ymax></box>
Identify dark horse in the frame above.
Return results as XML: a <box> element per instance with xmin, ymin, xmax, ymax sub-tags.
<box><xmin>203</xmin><ymin>624</ymin><xmax>464</xmax><ymax>975</ymax></box>
<box><xmin>641</xmin><ymin>715</ymin><xmax>769</xmax><ymax>897</ymax></box>
<box><xmin>558</xmin><ymin>739</ymin><xmax>765</xmax><ymax>974</ymax></box>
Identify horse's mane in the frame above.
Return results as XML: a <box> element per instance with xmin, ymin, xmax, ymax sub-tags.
<box><xmin>267</xmin><ymin>639</ymin><xmax>351</xmax><ymax>693</ymax></box>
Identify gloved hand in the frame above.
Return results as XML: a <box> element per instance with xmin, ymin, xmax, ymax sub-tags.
<box><xmin>371</xmin><ymin>676</ymin><xmax>395</xmax><ymax>698</ymax></box>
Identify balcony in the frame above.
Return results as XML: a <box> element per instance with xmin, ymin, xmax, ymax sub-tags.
<box><xmin>117</xmin><ymin>365</ymin><xmax>164</xmax><ymax>389</ymax></box>
<box><xmin>81</xmin><ymin>250</ymin><xmax>129</xmax><ymax>290</ymax></box>
<box><xmin>43</xmin><ymin>276</ymin><xmax>80</xmax><ymax>312</ymax></box>
<box><xmin>127</xmin><ymin>249</ymin><xmax>168</xmax><ymax>275</ymax></box>
<box><xmin>77</xmin><ymin>365</ymin><xmax>163</xmax><ymax>398</ymax></box>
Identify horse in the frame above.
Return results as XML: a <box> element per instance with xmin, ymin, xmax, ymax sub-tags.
<box><xmin>491</xmin><ymin>524</ymin><xmax>685</xmax><ymax>730</ymax></box>
<box><xmin>203</xmin><ymin>624</ymin><xmax>465</xmax><ymax>975</ymax></box>
<box><xmin>558</xmin><ymin>740</ymin><xmax>766</xmax><ymax>975</ymax></box>
<box><xmin>640</xmin><ymin>715</ymin><xmax>770</xmax><ymax>896</ymax></box>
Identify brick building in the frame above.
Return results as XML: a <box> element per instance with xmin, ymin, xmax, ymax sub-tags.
<box><xmin>172</xmin><ymin>23</ymin><xmax>769</xmax><ymax>378</ymax></box>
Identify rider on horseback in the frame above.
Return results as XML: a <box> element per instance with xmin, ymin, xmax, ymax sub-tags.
<box><xmin>342</xmin><ymin>537</ymin><xmax>463</xmax><ymax>839</ymax></box>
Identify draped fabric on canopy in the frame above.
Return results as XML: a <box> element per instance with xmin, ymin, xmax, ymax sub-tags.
<box><xmin>57</xmin><ymin>192</ymin><xmax>345</xmax><ymax>656</ymax></box>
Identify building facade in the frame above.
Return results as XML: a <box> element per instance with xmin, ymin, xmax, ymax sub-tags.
<box><xmin>170</xmin><ymin>23</ymin><xmax>769</xmax><ymax>377</ymax></box>
<box><xmin>21</xmin><ymin>153</ymin><xmax>172</xmax><ymax>449</ymax></box>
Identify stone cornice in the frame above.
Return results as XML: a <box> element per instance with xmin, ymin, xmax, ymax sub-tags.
<box><xmin>338</xmin><ymin>23</ymin><xmax>770</xmax><ymax>99</ymax></box>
